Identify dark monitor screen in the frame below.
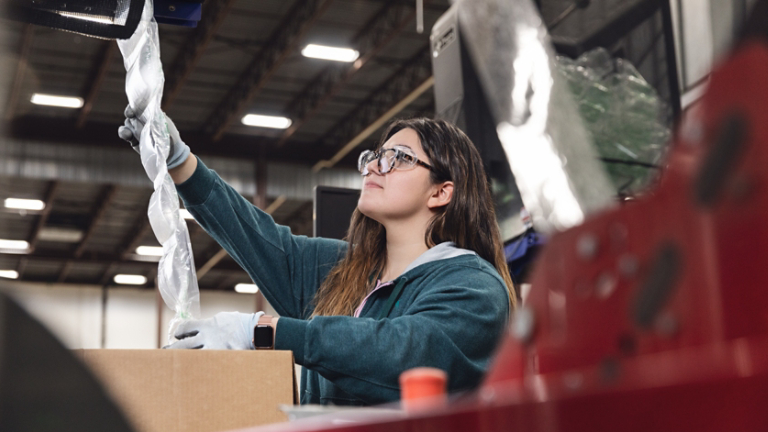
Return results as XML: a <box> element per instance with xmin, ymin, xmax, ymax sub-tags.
<box><xmin>313</xmin><ymin>186</ymin><xmax>361</xmax><ymax>240</ymax></box>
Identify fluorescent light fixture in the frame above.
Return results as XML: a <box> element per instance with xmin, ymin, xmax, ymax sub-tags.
<box><xmin>5</xmin><ymin>198</ymin><xmax>45</xmax><ymax>211</ymax></box>
<box><xmin>31</xmin><ymin>93</ymin><xmax>84</xmax><ymax>109</ymax></box>
<box><xmin>136</xmin><ymin>246</ymin><xmax>164</xmax><ymax>256</ymax></box>
<box><xmin>58</xmin><ymin>11</ymin><xmax>114</xmax><ymax>24</ymax></box>
<box><xmin>180</xmin><ymin>209</ymin><xmax>195</xmax><ymax>220</ymax></box>
<box><xmin>0</xmin><ymin>239</ymin><xmax>30</xmax><ymax>250</ymax></box>
<box><xmin>235</xmin><ymin>283</ymin><xmax>259</xmax><ymax>294</ymax></box>
<box><xmin>301</xmin><ymin>44</ymin><xmax>359</xmax><ymax>62</ymax></box>
<box><xmin>38</xmin><ymin>227</ymin><xmax>83</xmax><ymax>243</ymax></box>
<box><xmin>114</xmin><ymin>274</ymin><xmax>147</xmax><ymax>285</ymax></box>
<box><xmin>0</xmin><ymin>270</ymin><xmax>19</xmax><ymax>279</ymax></box>
<box><xmin>241</xmin><ymin>114</ymin><xmax>292</xmax><ymax>129</ymax></box>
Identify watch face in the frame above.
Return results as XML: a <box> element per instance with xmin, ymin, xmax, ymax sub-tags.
<box><xmin>254</xmin><ymin>325</ymin><xmax>274</xmax><ymax>348</ymax></box>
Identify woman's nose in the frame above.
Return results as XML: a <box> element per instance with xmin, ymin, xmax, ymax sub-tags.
<box><xmin>366</xmin><ymin>158</ymin><xmax>383</xmax><ymax>176</ymax></box>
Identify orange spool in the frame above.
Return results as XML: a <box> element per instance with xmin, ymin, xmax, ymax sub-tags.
<box><xmin>399</xmin><ymin>367</ymin><xmax>448</xmax><ymax>412</ymax></box>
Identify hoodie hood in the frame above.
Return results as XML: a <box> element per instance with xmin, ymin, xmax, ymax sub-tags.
<box><xmin>402</xmin><ymin>242</ymin><xmax>477</xmax><ymax>275</ymax></box>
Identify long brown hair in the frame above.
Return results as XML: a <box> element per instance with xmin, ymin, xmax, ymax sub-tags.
<box><xmin>312</xmin><ymin>118</ymin><xmax>517</xmax><ymax>316</ymax></box>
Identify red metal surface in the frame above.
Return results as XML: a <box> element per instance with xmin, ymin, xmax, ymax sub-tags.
<box><xmin>236</xmin><ymin>40</ymin><xmax>768</xmax><ymax>432</ymax></box>
<box><xmin>489</xmin><ymin>38</ymin><xmax>768</xmax><ymax>380</ymax></box>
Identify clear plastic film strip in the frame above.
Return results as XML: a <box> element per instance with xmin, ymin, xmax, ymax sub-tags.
<box><xmin>117</xmin><ymin>0</ymin><xmax>200</xmax><ymax>340</ymax></box>
<box><xmin>456</xmin><ymin>0</ymin><xmax>616</xmax><ymax>234</ymax></box>
<box><xmin>556</xmin><ymin>48</ymin><xmax>671</xmax><ymax>196</ymax></box>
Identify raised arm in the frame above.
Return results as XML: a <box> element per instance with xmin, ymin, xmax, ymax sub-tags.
<box><xmin>118</xmin><ymin>105</ymin><xmax>346</xmax><ymax>317</ymax></box>
<box><xmin>175</xmin><ymin>156</ymin><xmax>347</xmax><ymax>319</ymax></box>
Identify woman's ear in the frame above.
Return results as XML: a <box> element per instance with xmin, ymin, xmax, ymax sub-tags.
<box><xmin>427</xmin><ymin>181</ymin><xmax>454</xmax><ymax>209</ymax></box>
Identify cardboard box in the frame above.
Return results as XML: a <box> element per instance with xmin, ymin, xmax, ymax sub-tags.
<box><xmin>74</xmin><ymin>350</ymin><xmax>297</xmax><ymax>432</ymax></box>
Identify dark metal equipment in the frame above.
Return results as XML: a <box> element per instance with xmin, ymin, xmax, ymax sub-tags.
<box><xmin>0</xmin><ymin>289</ymin><xmax>135</xmax><ymax>432</ymax></box>
<box><xmin>2</xmin><ymin>0</ymin><xmax>204</xmax><ymax>39</ymax></box>
<box><xmin>3</xmin><ymin>0</ymin><xmax>147</xmax><ymax>39</ymax></box>
<box><xmin>430</xmin><ymin>4</ymin><xmax>526</xmax><ymax>243</ymax></box>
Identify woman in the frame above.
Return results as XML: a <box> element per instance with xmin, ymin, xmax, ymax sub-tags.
<box><xmin>119</xmin><ymin>113</ymin><xmax>516</xmax><ymax>406</ymax></box>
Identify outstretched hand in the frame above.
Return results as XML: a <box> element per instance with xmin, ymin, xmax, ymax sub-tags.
<box><xmin>164</xmin><ymin>311</ymin><xmax>265</xmax><ymax>350</ymax></box>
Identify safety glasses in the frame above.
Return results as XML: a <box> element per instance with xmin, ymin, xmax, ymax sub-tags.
<box><xmin>358</xmin><ymin>147</ymin><xmax>435</xmax><ymax>176</ymax></box>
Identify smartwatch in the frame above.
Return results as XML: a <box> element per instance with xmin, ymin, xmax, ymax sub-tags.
<box><xmin>253</xmin><ymin>315</ymin><xmax>275</xmax><ymax>350</ymax></box>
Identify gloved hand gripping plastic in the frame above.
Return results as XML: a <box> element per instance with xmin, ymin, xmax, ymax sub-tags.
<box><xmin>117</xmin><ymin>0</ymin><xmax>200</xmax><ymax>340</ymax></box>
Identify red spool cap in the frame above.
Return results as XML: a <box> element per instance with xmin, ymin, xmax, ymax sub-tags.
<box><xmin>399</xmin><ymin>367</ymin><xmax>448</xmax><ymax>412</ymax></box>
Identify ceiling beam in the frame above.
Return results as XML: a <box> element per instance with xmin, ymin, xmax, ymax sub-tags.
<box><xmin>118</xmin><ymin>216</ymin><xmax>153</xmax><ymax>260</ymax></box>
<box><xmin>312</xmin><ymin>46</ymin><xmax>433</xmax><ymax>171</ymax></box>
<box><xmin>282</xmin><ymin>200</ymin><xmax>313</xmax><ymax>235</ymax></box>
<box><xmin>101</xmin><ymin>218</ymin><xmax>203</xmax><ymax>282</ymax></box>
<box><xmin>276</xmin><ymin>1</ymin><xmax>421</xmax><ymax>147</ymax></box>
<box><xmin>162</xmin><ymin>0</ymin><xmax>240</xmax><ymax>110</ymax></box>
<box><xmin>315</xmin><ymin>76</ymin><xmax>433</xmax><ymax>171</ymax></box>
<box><xmin>8</xmin><ymin>116</ymin><xmax>332</xmax><ymax>164</ymax></box>
<box><xmin>196</xmin><ymin>248</ymin><xmax>229</xmax><ymax>279</ymax></box>
<box><xmin>4</xmin><ymin>24</ymin><xmax>33</xmax><ymax>121</ymax></box>
<box><xmin>362</xmin><ymin>0</ymin><xmax>446</xmax><ymax>12</ymax></box>
<box><xmin>57</xmin><ymin>185</ymin><xmax>118</xmax><ymax>283</ymax></box>
<box><xmin>98</xmin><ymin>222</ymin><xmax>205</xmax><ymax>287</ymax></box>
<box><xmin>16</xmin><ymin>180</ymin><xmax>59</xmax><ymax>279</ymax></box>
<box><xmin>76</xmin><ymin>41</ymin><xmax>117</xmax><ymax>128</ymax></box>
<box><xmin>27</xmin><ymin>180</ymin><xmax>60</xmax><ymax>250</ymax></box>
<box><xmin>265</xmin><ymin>196</ymin><xmax>288</xmax><ymax>215</ymax></box>
<box><xmin>2</xmin><ymin>251</ymin><xmax>155</xmax><ymax>269</ymax></box>
<box><xmin>98</xmin><ymin>201</ymin><xmax>152</xmax><ymax>286</ymax></box>
<box><xmin>188</xmin><ymin>220</ymin><xmax>204</xmax><ymax>241</ymax></box>
<box><xmin>74</xmin><ymin>185</ymin><xmax>118</xmax><ymax>258</ymax></box>
<box><xmin>204</xmin><ymin>0</ymin><xmax>334</xmax><ymax>141</ymax></box>
<box><xmin>0</xmin><ymin>250</ymin><xmax>246</xmax><ymax>275</ymax></box>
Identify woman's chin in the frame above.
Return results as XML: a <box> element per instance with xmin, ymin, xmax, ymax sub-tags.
<box><xmin>357</xmin><ymin>203</ymin><xmax>382</xmax><ymax>223</ymax></box>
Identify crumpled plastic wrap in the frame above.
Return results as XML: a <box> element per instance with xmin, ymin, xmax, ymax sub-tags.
<box><xmin>456</xmin><ymin>0</ymin><xmax>616</xmax><ymax>234</ymax></box>
<box><xmin>117</xmin><ymin>0</ymin><xmax>200</xmax><ymax>340</ymax></box>
<box><xmin>557</xmin><ymin>48</ymin><xmax>672</xmax><ymax>196</ymax></box>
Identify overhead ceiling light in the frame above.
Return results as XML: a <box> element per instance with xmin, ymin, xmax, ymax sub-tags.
<box><xmin>301</xmin><ymin>44</ymin><xmax>360</xmax><ymax>62</ymax></box>
<box><xmin>38</xmin><ymin>227</ymin><xmax>83</xmax><ymax>243</ymax></box>
<box><xmin>180</xmin><ymin>209</ymin><xmax>195</xmax><ymax>220</ymax></box>
<box><xmin>235</xmin><ymin>283</ymin><xmax>259</xmax><ymax>294</ymax></box>
<box><xmin>0</xmin><ymin>239</ymin><xmax>30</xmax><ymax>251</ymax></box>
<box><xmin>0</xmin><ymin>270</ymin><xmax>19</xmax><ymax>279</ymax></box>
<box><xmin>241</xmin><ymin>114</ymin><xmax>292</xmax><ymax>129</ymax></box>
<box><xmin>114</xmin><ymin>274</ymin><xmax>148</xmax><ymax>285</ymax></box>
<box><xmin>4</xmin><ymin>198</ymin><xmax>45</xmax><ymax>211</ymax></box>
<box><xmin>136</xmin><ymin>246</ymin><xmax>164</xmax><ymax>256</ymax></box>
<box><xmin>31</xmin><ymin>93</ymin><xmax>84</xmax><ymax>109</ymax></box>
<box><xmin>58</xmin><ymin>11</ymin><xmax>114</xmax><ymax>25</ymax></box>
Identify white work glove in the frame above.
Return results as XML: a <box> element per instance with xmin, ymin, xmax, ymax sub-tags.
<box><xmin>117</xmin><ymin>105</ymin><xmax>191</xmax><ymax>169</ymax></box>
<box><xmin>165</xmin><ymin>311</ymin><xmax>265</xmax><ymax>350</ymax></box>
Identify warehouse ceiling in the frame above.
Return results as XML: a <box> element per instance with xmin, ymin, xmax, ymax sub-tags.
<box><xmin>0</xmin><ymin>0</ymin><xmax>450</xmax><ymax>291</ymax></box>
<box><xmin>0</xmin><ymin>0</ymin><xmax>679</xmax><ymax>291</ymax></box>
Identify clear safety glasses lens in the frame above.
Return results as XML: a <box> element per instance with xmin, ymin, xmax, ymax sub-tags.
<box><xmin>358</xmin><ymin>150</ymin><xmax>376</xmax><ymax>176</ymax></box>
<box><xmin>358</xmin><ymin>148</ymin><xmax>419</xmax><ymax>176</ymax></box>
<box><xmin>379</xmin><ymin>150</ymin><xmax>398</xmax><ymax>173</ymax></box>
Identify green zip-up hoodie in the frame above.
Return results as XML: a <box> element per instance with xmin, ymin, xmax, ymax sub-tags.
<box><xmin>176</xmin><ymin>157</ymin><xmax>510</xmax><ymax>406</ymax></box>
